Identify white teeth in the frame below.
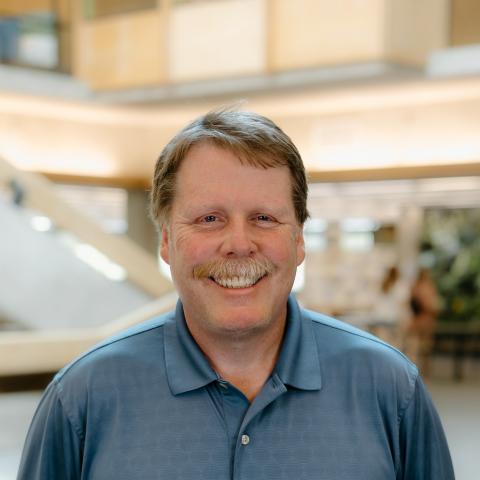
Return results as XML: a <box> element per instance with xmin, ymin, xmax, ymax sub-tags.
<box><xmin>213</xmin><ymin>275</ymin><xmax>263</xmax><ymax>289</ymax></box>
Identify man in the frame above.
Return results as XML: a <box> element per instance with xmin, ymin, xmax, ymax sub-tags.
<box><xmin>18</xmin><ymin>109</ymin><xmax>454</xmax><ymax>479</ymax></box>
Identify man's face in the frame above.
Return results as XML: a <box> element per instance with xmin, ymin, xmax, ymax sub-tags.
<box><xmin>161</xmin><ymin>142</ymin><xmax>305</xmax><ymax>341</ymax></box>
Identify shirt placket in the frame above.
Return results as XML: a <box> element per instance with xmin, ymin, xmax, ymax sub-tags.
<box><xmin>232</xmin><ymin>373</ymin><xmax>288</xmax><ymax>480</ymax></box>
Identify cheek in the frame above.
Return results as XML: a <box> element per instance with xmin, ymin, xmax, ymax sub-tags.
<box><xmin>263</xmin><ymin>234</ymin><xmax>299</xmax><ymax>264</ymax></box>
<box><xmin>173</xmin><ymin>233</ymin><xmax>215</xmax><ymax>265</ymax></box>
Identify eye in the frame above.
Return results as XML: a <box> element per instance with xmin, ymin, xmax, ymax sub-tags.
<box><xmin>196</xmin><ymin>213</ymin><xmax>225</xmax><ymax>227</ymax></box>
<box><xmin>202</xmin><ymin>215</ymin><xmax>217</xmax><ymax>223</ymax></box>
<box><xmin>254</xmin><ymin>214</ymin><xmax>278</xmax><ymax>226</ymax></box>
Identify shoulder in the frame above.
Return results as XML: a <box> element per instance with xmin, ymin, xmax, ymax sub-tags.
<box><xmin>301</xmin><ymin>307</ymin><xmax>418</xmax><ymax>400</ymax></box>
<box><xmin>54</xmin><ymin>310</ymin><xmax>175</xmax><ymax>389</ymax></box>
<box><xmin>303</xmin><ymin>306</ymin><xmax>411</xmax><ymax>356</ymax></box>
<box><xmin>30</xmin><ymin>310</ymin><xmax>177</xmax><ymax>445</ymax></box>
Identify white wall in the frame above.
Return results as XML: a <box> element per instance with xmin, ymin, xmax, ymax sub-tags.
<box><xmin>0</xmin><ymin>198</ymin><xmax>152</xmax><ymax>330</ymax></box>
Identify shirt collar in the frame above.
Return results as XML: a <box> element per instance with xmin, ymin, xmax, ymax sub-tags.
<box><xmin>164</xmin><ymin>295</ymin><xmax>322</xmax><ymax>396</ymax></box>
<box><xmin>164</xmin><ymin>301</ymin><xmax>218</xmax><ymax>395</ymax></box>
<box><xmin>274</xmin><ymin>295</ymin><xmax>322</xmax><ymax>391</ymax></box>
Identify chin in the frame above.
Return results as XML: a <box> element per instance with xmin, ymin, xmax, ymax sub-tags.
<box><xmin>211</xmin><ymin>308</ymin><xmax>272</xmax><ymax>336</ymax></box>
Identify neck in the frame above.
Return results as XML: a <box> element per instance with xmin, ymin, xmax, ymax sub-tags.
<box><xmin>186</xmin><ymin>317</ymin><xmax>286</xmax><ymax>402</ymax></box>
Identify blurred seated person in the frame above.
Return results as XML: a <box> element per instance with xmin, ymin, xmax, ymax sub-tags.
<box><xmin>369</xmin><ymin>266</ymin><xmax>409</xmax><ymax>348</ymax></box>
<box><xmin>406</xmin><ymin>267</ymin><xmax>440</xmax><ymax>378</ymax></box>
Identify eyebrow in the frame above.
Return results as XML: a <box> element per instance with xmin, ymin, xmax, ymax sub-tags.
<box><xmin>181</xmin><ymin>204</ymin><xmax>294</xmax><ymax>219</ymax></box>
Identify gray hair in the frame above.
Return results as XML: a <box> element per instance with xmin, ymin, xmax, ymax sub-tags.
<box><xmin>150</xmin><ymin>109</ymin><xmax>309</xmax><ymax>229</ymax></box>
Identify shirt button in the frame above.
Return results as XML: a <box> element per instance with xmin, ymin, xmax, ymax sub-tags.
<box><xmin>241</xmin><ymin>434</ymin><xmax>250</xmax><ymax>446</ymax></box>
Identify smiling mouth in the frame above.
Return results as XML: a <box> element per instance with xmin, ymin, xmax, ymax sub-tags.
<box><xmin>209</xmin><ymin>274</ymin><xmax>267</xmax><ymax>289</ymax></box>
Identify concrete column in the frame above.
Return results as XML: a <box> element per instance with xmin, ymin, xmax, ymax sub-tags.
<box><xmin>126</xmin><ymin>189</ymin><xmax>158</xmax><ymax>256</ymax></box>
<box><xmin>397</xmin><ymin>204</ymin><xmax>424</xmax><ymax>282</ymax></box>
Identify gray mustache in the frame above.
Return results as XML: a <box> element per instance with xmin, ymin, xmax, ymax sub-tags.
<box><xmin>193</xmin><ymin>257</ymin><xmax>274</xmax><ymax>281</ymax></box>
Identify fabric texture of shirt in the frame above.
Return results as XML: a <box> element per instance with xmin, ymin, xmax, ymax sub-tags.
<box><xmin>18</xmin><ymin>296</ymin><xmax>455</xmax><ymax>479</ymax></box>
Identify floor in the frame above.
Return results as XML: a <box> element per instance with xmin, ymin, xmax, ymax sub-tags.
<box><xmin>0</xmin><ymin>391</ymin><xmax>40</xmax><ymax>480</ymax></box>
<box><xmin>1</xmin><ymin>372</ymin><xmax>479</xmax><ymax>479</ymax></box>
<box><xmin>428</xmin><ymin>381</ymin><xmax>480</xmax><ymax>480</ymax></box>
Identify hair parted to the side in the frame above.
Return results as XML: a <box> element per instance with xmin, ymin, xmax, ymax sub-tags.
<box><xmin>149</xmin><ymin>108</ymin><xmax>309</xmax><ymax>230</ymax></box>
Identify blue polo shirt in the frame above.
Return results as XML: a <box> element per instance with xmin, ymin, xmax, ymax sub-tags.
<box><xmin>18</xmin><ymin>296</ymin><xmax>454</xmax><ymax>479</ymax></box>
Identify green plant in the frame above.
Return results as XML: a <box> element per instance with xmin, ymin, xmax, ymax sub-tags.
<box><xmin>421</xmin><ymin>208</ymin><xmax>480</xmax><ymax>323</ymax></box>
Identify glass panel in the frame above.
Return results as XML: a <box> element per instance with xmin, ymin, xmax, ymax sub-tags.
<box><xmin>304</xmin><ymin>218</ymin><xmax>327</xmax><ymax>252</ymax></box>
<box><xmin>340</xmin><ymin>218</ymin><xmax>378</xmax><ymax>252</ymax></box>
<box><xmin>0</xmin><ymin>11</ymin><xmax>58</xmax><ymax>68</ymax></box>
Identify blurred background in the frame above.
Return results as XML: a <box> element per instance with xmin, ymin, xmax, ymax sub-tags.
<box><xmin>0</xmin><ymin>0</ymin><xmax>479</xmax><ymax>478</ymax></box>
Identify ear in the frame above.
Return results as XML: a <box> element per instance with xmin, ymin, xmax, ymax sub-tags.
<box><xmin>160</xmin><ymin>226</ymin><xmax>170</xmax><ymax>265</ymax></box>
<box><xmin>296</xmin><ymin>228</ymin><xmax>305</xmax><ymax>266</ymax></box>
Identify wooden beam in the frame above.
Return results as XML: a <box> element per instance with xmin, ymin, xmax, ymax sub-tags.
<box><xmin>41</xmin><ymin>171</ymin><xmax>150</xmax><ymax>189</ymax></box>
<box><xmin>307</xmin><ymin>162</ymin><xmax>480</xmax><ymax>183</ymax></box>
<box><xmin>0</xmin><ymin>0</ymin><xmax>51</xmax><ymax>15</ymax></box>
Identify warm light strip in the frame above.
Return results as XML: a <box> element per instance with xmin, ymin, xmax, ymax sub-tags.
<box><xmin>249</xmin><ymin>77</ymin><xmax>480</xmax><ymax>117</ymax></box>
<box><xmin>0</xmin><ymin>92</ymin><xmax>202</xmax><ymax>127</ymax></box>
<box><xmin>1</xmin><ymin>76</ymin><xmax>480</xmax><ymax>125</ymax></box>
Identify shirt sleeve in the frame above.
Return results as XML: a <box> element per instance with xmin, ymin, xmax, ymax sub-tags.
<box><xmin>17</xmin><ymin>380</ymin><xmax>83</xmax><ymax>480</ymax></box>
<box><xmin>398</xmin><ymin>376</ymin><xmax>455</xmax><ymax>480</ymax></box>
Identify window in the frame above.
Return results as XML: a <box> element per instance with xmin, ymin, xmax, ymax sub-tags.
<box><xmin>0</xmin><ymin>11</ymin><xmax>58</xmax><ymax>69</ymax></box>
<box><xmin>304</xmin><ymin>218</ymin><xmax>328</xmax><ymax>252</ymax></box>
<box><xmin>340</xmin><ymin>218</ymin><xmax>378</xmax><ymax>252</ymax></box>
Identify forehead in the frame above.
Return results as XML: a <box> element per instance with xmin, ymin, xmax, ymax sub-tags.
<box><xmin>180</xmin><ymin>138</ymin><xmax>283</xmax><ymax>169</ymax></box>
<box><xmin>174</xmin><ymin>142</ymin><xmax>294</xmax><ymax>206</ymax></box>
<box><xmin>179</xmin><ymin>141</ymin><xmax>288</xmax><ymax>178</ymax></box>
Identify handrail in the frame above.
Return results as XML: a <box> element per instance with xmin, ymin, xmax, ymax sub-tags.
<box><xmin>0</xmin><ymin>156</ymin><xmax>172</xmax><ymax>298</ymax></box>
<box><xmin>0</xmin><ymin>156</ymin><xmax>177</xmax><ymax>376</ymax></box>
<box><xmin>0</xmin><ymin>292</ymin><xmax>178</xmax><ymax>376</ymax></box>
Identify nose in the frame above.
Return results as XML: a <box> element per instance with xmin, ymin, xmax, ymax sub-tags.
<box><xmin>220</xmin><ymin>219</ymin><xmax>257</xmax><ymax>257</ymax></box>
